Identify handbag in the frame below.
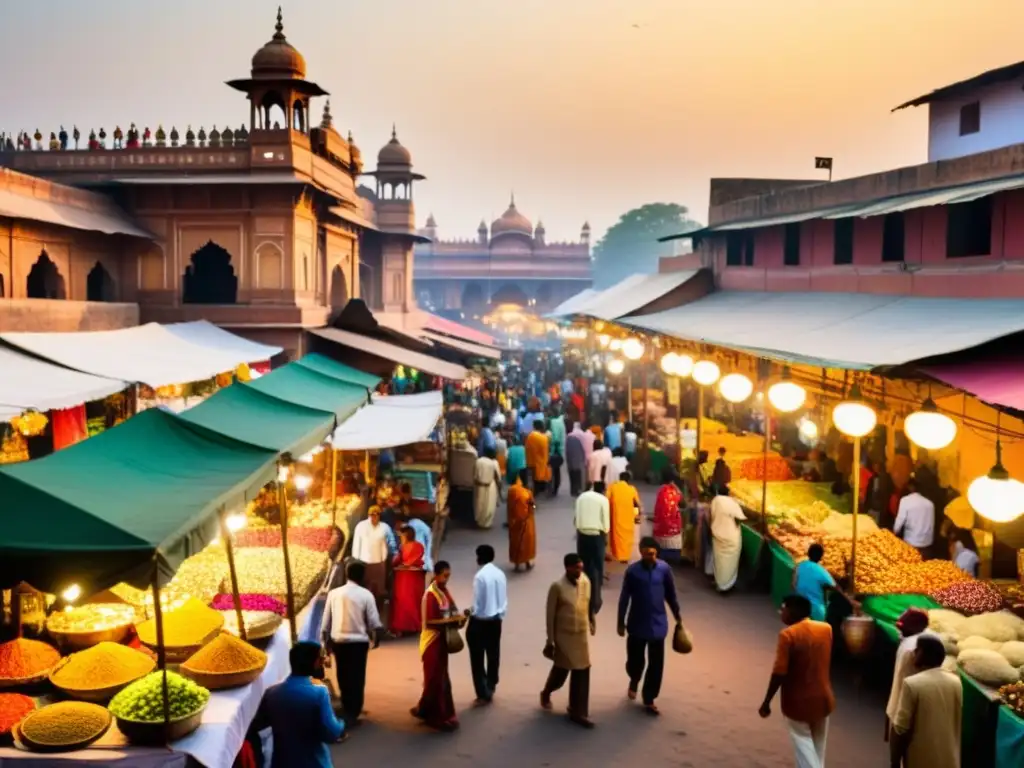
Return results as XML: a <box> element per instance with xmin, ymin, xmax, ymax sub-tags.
<box><xmin>672</xmin><ymin>621</ymin><xmax>693</xmax><ymax>654</ymax></box>
<box><xmin>542</xmin><ymin>641</ymin><xmax>555</xmax><ymax>660</ymax></box>
<box><xmin>445</xmin><ymin>624</ymin><xmax>465</xmax><ymax>654</ymax></box>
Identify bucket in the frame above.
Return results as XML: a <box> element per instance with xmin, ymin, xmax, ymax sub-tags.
<box><xmin>841</xmin><ymin>615</ymin><xmax>876</xmax><ymax>658</ymax></box>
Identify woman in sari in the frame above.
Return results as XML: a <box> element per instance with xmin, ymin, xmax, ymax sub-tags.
<box><xmin>709</xmin><ymin>487</ymin><xmax>746</xmax><ymax>592</ymax></box>
<box><xmin>391</xmin><ymin>526</ymin><xmax>426</xmax><ymax>635</ymax></box>
<box><xmin>651</xmin><ymin>467</ymin><xmax>684</xmax><ymax>558</ymax></box>
<box><xmin>412</xmin><ymin>561</ymin><xmax>461</xmax><ymax>731</ymax></box>
<box><xmin>473</xmin><ymin>447</ymin><xmax>503</xmax><ymax>529</ymax></box>
<box><xmin>607</xmin><ymin>470</ymin><xmax>641</xmax><ymax>563</ymax></box>
<box><xmin>507</xmin><ymin>468</ymin><xmax>536</xmax><ymax>571</ymax></box>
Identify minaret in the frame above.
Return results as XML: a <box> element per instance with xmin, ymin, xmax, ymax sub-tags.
<box><xmin>581</xmin><ymin>221</ymin><xmax>591</xmax><ymax>248</ymax></box>
<box><xmin>478</xmin><ymin>219</ymin><xmax>489</xmax><ymax>245</ymax></box>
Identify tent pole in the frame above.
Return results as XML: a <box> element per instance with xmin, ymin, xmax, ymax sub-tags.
<box><xmin>278</xmin><ymin>478</ymin><xmax>298</xmax><ymax>644</ymax></box>
<box><xmin>219</xmin><ymin>507</ymin><xmax>247</xmax><ymax>642</ymax></box>
<box><xmin>150</xmin><ymin>558</ymin><xmax>171</xmax><ymax>737</ymax></box>
<box><xmin>330</xmin><ymin>447</ymin><xmax>339</xmax><ymax>528</ymax></box>
<box><xmin>761</xmin><ymin>401</ymin><xmax>770</xmax><ymax>536</ymax></box>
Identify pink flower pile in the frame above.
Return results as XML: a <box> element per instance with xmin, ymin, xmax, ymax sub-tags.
<box><xmin>210</xmin><ymin>593</ymin><xmax>288</xmax><ymax>616</ymax></box>
<box><xmin>931</xmin><ymin>581</ymin><xmax>1004</xmax><ymax>616</ymax></box>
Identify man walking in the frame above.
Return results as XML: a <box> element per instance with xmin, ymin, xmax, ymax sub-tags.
<box><xmin>465</xmin><ymin>544</ymin><xmax>507</xmax><ymax>704</ymax></box>
<box><xmin>574</xmin><ymin>480</ymin><xmax>610</xmax><ymax>614</ymax></box>
<box><xmin>320</xmin><ymin>561</ymin><xmax>382</xmax><ymax>726</ymax></box>
<box><xmin>350</xmin><ymin>505</ymin><xmax>395</xmax><ymax>614</ymax></box>
<box><xmin>566</xmin><ymin>423</ymin><xmax>586</xmax><ymax>497</ymax></box>
<box><xmin>759</xmin><ymin>594</ymin><xmax>835</xmax><ymax>768</ymax></box>
<box><xmin>617</xmin><ymin>537</ymin><xmax>682</xmax><ymax>715</ymax></box>
<box><xmin>541</xmin><ymin>553</ymin><xmax>595</xmax><ymax>728</ymax></box>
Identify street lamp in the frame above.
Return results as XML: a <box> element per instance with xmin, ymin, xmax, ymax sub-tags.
<box><xmin>690</xmin><ymin>359</ymin><xmax>720</xmax><ymax>459</ymax></box>
<box><xmin>607</xmin><ymin>358</ymin><xmax>625</xmax><ymax>375</ymax></box>
<box><xmin>832</xmin><ymin>384</ymin><xmax>877</xmax><ymax>591</ymax></box>
<box><xmin>905</xmin><ymin>397</ymin><xmax>957</xmax><ymax>450</ymax></box>
<box><xmin>968</xmin><ymin>441</ymin><xmax>1024</xmax><ymax>523</ymax></box>
<box><xmin>622</xmin><ymin>338</ymin><xmax>645</xmax><ymax>361</ymax></box>
<box><xmin>768</xmin><ymin>368</ymin><xmax>806</xmax><ymax>413</ymax></box>
<box><xmin>719</xmin><ymin>373</ymin><xmax>753</xmax><ymax>404</ymax></box>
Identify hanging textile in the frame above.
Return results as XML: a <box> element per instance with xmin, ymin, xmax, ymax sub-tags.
<box><xmin>52</xmin><ymin>405</ymin><xmax>87</xmax><ymax>451</ymax></box>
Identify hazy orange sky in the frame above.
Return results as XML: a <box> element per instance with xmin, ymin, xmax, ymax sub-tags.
<box><xmin>2</xmin><ymin>1</ymin><xmax>1022</xmax><ymax>242</ymax></box>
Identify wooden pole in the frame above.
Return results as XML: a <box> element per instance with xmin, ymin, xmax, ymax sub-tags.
<box><xmin>696</xmin><ymin>386</ymin><xmax>704</xmax><ymax>462</ymax></box>
<box><xmin>277</xmin><ymin>474</ymin><xmax>298</xmax><ymax>644</ymax></box>
<box><xmin>219</xmin><ymin>508</ymin><xmax>247</xmax><ymax>642</ymax></box>
<box><xmin>330</xmin><ymin>447</ymin><xmax>339</xmax><ymax>528</ymax></box>
<box><xmin>150</xmin><ymin>559</ymin><xmax>171</xmax><ymax>736</ymax></box>
<box><xmin>851</xmin><ymin>436</ymin><xmax>861</xmax><ymax>594</ymax></box>
<box><xmin>761</xmin><ymin>401</ymin><xmax>771</xmax><ymax>536</ymax></box>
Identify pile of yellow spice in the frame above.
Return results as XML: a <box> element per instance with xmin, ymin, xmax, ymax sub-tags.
<box><xmin>18</xmin><ymin>701</ymin><xmax>111</xmax><ymax>750</ymax></box>
<box><xmin>136</xmin><ymin>598</ymin><xmax>223</xmax><ymax>648</ymax></box>
<box><xmin>50</xmin><ymin>642</ymin><xmax>155</xmax><ymax>693</ymax></box>
<box><xmin>182</xmin><ymin>633</ymin><xmax>267</xmax><ymax>676</ymax></box>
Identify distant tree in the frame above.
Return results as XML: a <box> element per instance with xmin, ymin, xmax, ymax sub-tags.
<box><xmin>591</xmin><ymin>203</ymin><xmax>702</xmax><ymax>288</ymax></box>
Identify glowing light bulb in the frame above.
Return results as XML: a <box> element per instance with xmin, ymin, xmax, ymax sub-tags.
<box><xmin>61</xmin><ymin>584</ymin><xmax>82</xmax><ymax>604</ymax></box>
<box><xmin>905</xmin><ymin>398</ymin><xmax>957</xmax><ymax>450</ymax></box>
<box><xmin>607</xmin><ymin>358</ymin><xmax>625</xmax><ymax>375</ymax></box>
<box><xmin>692</xmin><ymin>360</ymin><xmax>720</xmax><ymax>387</ymax></box>
<box><xmin>226</xmin><ymin>513</ymin><xmax>247</xmax><ymax>533</ymax></box>
<box><xmin>718</xmin><ymin>373</ymin><xmax>753</xmax><ymax>403</ymax></box>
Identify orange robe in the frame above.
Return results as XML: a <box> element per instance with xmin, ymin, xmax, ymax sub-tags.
<box><xmin>607</xmin><ymin>480</ymin><xmax>640</xmax><ymax>562</ymax></box>
<box><xmin>525</xmin><ymin>431</ymin><xmax>552</xmax><ymax>483</ymax></box>
<box><xmin>507</xmin><ymin>481</ymin><xmax>536</xmax><ymax>565</ymax></box>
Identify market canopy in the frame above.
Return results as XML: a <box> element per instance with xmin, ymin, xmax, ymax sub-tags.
<box><xmin>178</xmin><ymin>382</ymin><xmax>335</xmax><ymax>457</ymax></box>
<box><xmin>0</xmin><ymin>408</ymin><xmax>277</xmax><ymax>594</ymax></box>
<box><xmin>0</xmin><ymin>346</ymin><xmax>127</xmax><ymax>422</ymax></box>
<box><xmin>621</xmin><ymin>291</ymin><xmax>1024</xmax><ymax>370</ymax></box>
<box><xmin>247</xmin><ymin>361</ymin><xmax>369</xmax><ymax>420</ymax></box>
<box><xmin>420</xmin><ymin>311</ymin><xmax>495</xmax><ymax>346</ymax></box>
<box><xmin>576</xmin><ymin>270</ymin><xmax>702</xmax><ymax>321</ymax></box>
<box><xmin>420</xmin><ymin>330</ymin><xmax>501</xmax><ymax>360</ymax></box>
<box><xmin>309</xmin><ymin>327</ymin><xmax>468</xmax><ymax>381</ymax></box>
<box><xmin>547</xmin><ymin>288</ymin><xmax>600</xmax><ymax>319</ymax></box>
<box><xmin>0</xmin><ymin>323</ymin><xmax>257</xmax><ymax>388</ymax></box>
<box><xmin>293</xmin><ymin>353</ymin><xmax>382</xmax><ymax>390</ymax></box>
<box><xmin>164</xmin><ymin>320</ymin><xmax>282</xmax><ymax>362</ymax></box>
<box><xmin>372</xmin><ymin>391</ymin><xmax>444</xmax><ymax>408</ymax></box>
<box><xmin>331</xmin><ymin>392</ymin><xmax>442</xmax><ymax>450</ymax></box>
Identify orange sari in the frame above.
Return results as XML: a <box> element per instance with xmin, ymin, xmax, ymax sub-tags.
<box><xmin>507</xmin><ymin>481</ymin><xmax>536</xmax><ymax>566</ymax></box>
<box><xmin>391</xmin><ymin>541</ymin><xmax>426</xmax><ymax>633</ymax></box>
<box><xmin>607</xmin><ymin>480</ymin><xmax>640</xmax><ymax>562</ymax></box>
<box><xmin>525</xmin><ymin>431</ymin><xmax>551</xmax><ymax>483</ymax></box>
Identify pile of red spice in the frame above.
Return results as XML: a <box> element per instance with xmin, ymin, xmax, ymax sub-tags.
<box><xmin>0</xmin><ymin>693</ymin><xmax>35</xmax><ymax>734</ymax></box>
<box><xmin>0</xmin><ymin>638</ymin><xmax>60</xmax><ymax>680</ymax></box>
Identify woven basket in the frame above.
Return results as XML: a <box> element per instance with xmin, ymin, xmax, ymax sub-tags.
<box><xmin>48</xmin><ymin>655</ymin><xmax>155</xmax><ymax>703</ymax></box>
<box><xmin>16</xmin><ymin>704</ymin><xmax>111</xmax><ymax>752</ymax></box>
<box><xmin>0</xmin><ymin>666</ymin><xmax>55</xmax><ymax>690</ymax></box>
<box><xmin>179</xmin><ymin>662</ymin><xmax>265</xmax><ymax>691</ymax></box>
<box><xmin>115</xmin><ymin>703</ymin><xmax>206</xmax><ymax>746</ymax></box>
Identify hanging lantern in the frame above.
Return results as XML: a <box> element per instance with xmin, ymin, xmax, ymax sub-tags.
<box><xmin>798</xmin><ymin>416</ymin><xmax>819</xmax><ymax>445</ymax></box>
<box><xmin>832</xmin><ymin>385</ymin><xmax>877</xmax><ymax>438</ymax></box>
<box><xmin>235</xmin><ymin>363</ymin><xmax>252</xmax><ymax>382</ymax></box>
<box><xmin>597</xmin><ymin>334</ymin><xmax>611</xmax><ymax>349</ymax></box>
<box><xmin>905</xmin><ymin>397</ymin><xmax>957</xmax><ymax>450</ymax></box>
<box><xmin>622</xmin><ymin>338</ymin><xmax>645</xmax><ymax>361</ymax></box>
<box><xmin>718</xmin><ymin>373</ymin><xmax>753</xmax><ymax>403</ymax></box>
<box><xmin>607</xmin><ymin>358</ymin><xmax>625</xmax><ymax>375</ymax></box>
<box><xmin>11</xmin><ymin>410</ymin><xmax>48</xmax><ymax>437</ymax></box>
<box><xmin>967</xmin><ymin>441</ymin><xmax>1024</xmax><ymax>523</ymax></box>
<box><xmin>692</xmin><ymin>360</ymin><xmax>720</xmax><ymax>387</ymax></box>
<box><xmin>660</xmin><ymin>352</ymin><xmax>680</xmax><ymax>375</ymax></box>
<box><xmin>674</xmin><ymin>354</ymin><xmax>695</xmax><ymax>378</ymax></box>
<box><xmin>767</xmin><ymin>368</ymin><xmax>806</xmax><ymax>413</ymax></box>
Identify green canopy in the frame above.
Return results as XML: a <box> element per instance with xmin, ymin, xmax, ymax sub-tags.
<box><xmin>0</xmin><ymin>408</ymin><xmax>277</xmax><ymax>594</ymax></box>
<box><xmin>295</xmin><ymin>353</ymin><xmax>381</xmax><ymax>390</ymax></box>
<box><xmin>178</xmin><ymin>383</ymin><xmax>336</xmax><ymax>457</ymax></box>
<box><xmin>248</xmin><ymin>362</ymin><xmax>368</xmax><ymax>420</ymax></box>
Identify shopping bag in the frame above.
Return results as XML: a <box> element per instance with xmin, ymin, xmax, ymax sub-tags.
<box><xmin>672</xmin><ymin>621</ymin><xmax>693</xmax><ymax>654</ymax></box>
<box><xmin>445</xmin><ymin>624</ymin><xmax>465</xmax><ymax>654</ymax></box>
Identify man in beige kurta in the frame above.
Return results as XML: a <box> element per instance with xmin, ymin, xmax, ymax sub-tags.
<box><xmin>541</xmin><ymin>552</ymin><xmax>595</xmax><ymax>728</ymax></box>
<box><xmin>890</xmin><ymin>636</ymin><xmax>961</xmax><ymax>768</ymax></box>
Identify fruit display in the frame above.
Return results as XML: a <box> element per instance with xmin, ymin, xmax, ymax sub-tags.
<box><xmin>737</xmin><ymin>456</ymin><xmax>794</xmax><ymax>482</ymax></box>
<box><xmin>108</xmin><ymin>670</ymin><xmax>210</xmax><ymax>723</ymax></box>
<box><xmin>931</xmin><ymin>581</ymin><xmax>1005</xmax><ymax>616</ymax></box>
<box><xmin>231</xmin><ymin>545</ymin><xmax>329</xmax><ymax>610</ymax></box>
<box><xmin>50</xmin><ymin>642</ymin><xmax>155</xmax><ymax>697</ymax></box>
<box><xmin>210</xmin><ymin>593</ymin><xmax>287</xmax><ymax>616</ymax></box>
<box><xmin>46</xmin><ymin>603</ymin><xmax>138</xmax><ymax>637</ymax></box>
<box><xmin>0</xmin><ymin>638</ymin><xmax>60</xmax><ymax>684</ymax></box>
<box><xmin>18</xmin><ymin>701</ymin><xmax>111</xmax><ymax>750</ymax></box>
<box><xmin>730</xmin><ymin>480</ymin><xmax>850</xmax><ymax>522</ymax></box>
<box><xmin>1000</xmin><ymin>681</ymin><xmax>1024</xmax><ymax>716</ymax></box>
<box><xmin>182</xmin><ymin>634</ymin><xmax>267</xmax><ymax>675</ymax></box>
<box><xmin>136</xmin><ymin>598</ymin><xmax>224</xmax><ymax>649</ymax></box>
<box><xmin>819</xmin><ymin>530</ymin><xmax>922</xmax><ymax>583</ymax></box>
<box><xmin>858</xmin><ymin>559</ymin><xmax>971</xmax><ymax>596</ymax></box>
<box><xmin>0</xmin><ymin>693</ymin><xmax>35</xmax><ymax>736</ymax></box>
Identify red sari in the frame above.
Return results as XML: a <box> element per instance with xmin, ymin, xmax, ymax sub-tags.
<box><xmin>415</xmin><ymin>582</ymin><xmax>458</xmax><ymax>730</ymax></box>
<box><xmin>653</xmin><ymin>482</ymin><xmax>684</xmax><ymax>551</ymax></box>
<box><xmin>391</xmin><ymin>541</ymin><xmax>426</xmax><ymax>633</ymax></box>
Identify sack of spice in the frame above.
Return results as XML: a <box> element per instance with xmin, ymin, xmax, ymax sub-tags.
<box><xmin>0</xmin><ymin>638</ymin><xmax>60</xmax><ymax>683</ymax></box>
<box><xmin>50</xmin><ymin>642</ymin><xmax>155</xmax><ymax>694</ymax></box>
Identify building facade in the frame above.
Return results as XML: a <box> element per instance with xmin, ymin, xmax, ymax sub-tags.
<box><xmin>413</xmin><ymin>196</ymin><xmax>591</xmax><ymax>313</ymax></box>
<box><xmin>0</xmin><ymin>11</ymin><xmax>422</xmax><ymax>358</ymax></box>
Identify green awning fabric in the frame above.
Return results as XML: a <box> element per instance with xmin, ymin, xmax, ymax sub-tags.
<box><xmin>769</xmin><ymin>541</ymin><xmax>796</xmax><ymax>608</ymax></box>
<box><xmin>861</xmin><ymin>594</ymin><xmax>941</xmax><ymax>644</ymax></box>
<box><xmin>248</xmin><ymin>362</ymin><xmax>369</xmax><ymax>420</ymax></box>
<box><xmin>996</xmin><ymin>706</ymin><xmax>1024</xmax><ymax>767</ymax></box>
<box><xmin>0</xmin><ymin>408</ymin><xmax>277</xmax><ymax>594</ymax></box>
<box><xmin>178</xmin><ymin>383</ymin><xmax>336</xmax><ymax>457</ymax></box>
<box><xmin>295</xmin><ymin>353</ymin><xmax>381</xmax><ymax>390</ymax></box>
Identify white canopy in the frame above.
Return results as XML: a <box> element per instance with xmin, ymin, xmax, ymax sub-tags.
<box><xmin>310</xmin><ymin>327</ymin><xmax>468</xmax><ymax>381</ymax></box>
<box><xmin>0</xmin><ymin>323</ymin><xmax>262</xmax><ymax>389</ymax></box>
<box><xmin>0</xmin><ymin>346</ymin><xmax>127</xmax><ymax>422</ymax></box>
<box><xmin>164</xmin><ymin>320</ymin><xmax>281</xmax><ymax>362</ymax></box>
<box><xmin>332</xmin><ymin>393</ymin><xmax>442</xmax><ymax>450</ymax></box>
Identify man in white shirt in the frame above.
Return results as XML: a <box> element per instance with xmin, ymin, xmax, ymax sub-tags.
<box><xmin>465</xmin><ymin>544</ymin><xmax>508</xmax><ymax>704</ymax></box>
<box><xmin>575</xmin><ymin>481</ymin><xmax>611</xmax><ymax>614</ymax></box>
<box><xmin>350</xmin><ymin>506</ymin><xmax>394</xmax><ymax>609</ymax></box>
<box><xmin>321</xmin><ymin>561</ymin><xmax>382</xmax><ymax>725</ymax></box>
<box><xmin>587</xmin><ymin>439</ymin><xmax>613</xmax><ymax>490</ymax></box>
<box><xmin>893</xmin><ymin>479</ymin><xmax>936</xmax><ymax>558</ymax></box>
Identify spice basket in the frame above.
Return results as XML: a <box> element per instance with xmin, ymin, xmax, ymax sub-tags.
<box><xmin>13</xmin><ymin>707</ymin><xmax>112</xmax><ymax>752</ymax></box>
<box><xmin>48</xmin><ymin>656</ymin><xmax>155</xmax><ymax>703</ymax></box>
<box><xmin>114</xmin><ymin>704</ymin><xmax>206</xmax><ymax>745</ymax></box>
<box><xmin>48</xmin><ymin>623</ymin><xmax>132</xmax><ymax>651</ymax></box>
<box><xmin>0</xmin><ymin>667</ymin><xmax>55</xmax><ymax>690</ymax></box>
<box><xmin>140</xmin><ymin>626</ymin><xmax>222</xmax><ymax>664</ymax></box>
<box><xmin>179</xmin><ymin>662</ymin><xmax>266</xmax><ymax>691</ymax></box>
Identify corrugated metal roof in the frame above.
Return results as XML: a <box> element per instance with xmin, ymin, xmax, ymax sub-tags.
<box><xmin>621</xmin><ymin>291</ymin><xmax>1024</xmax><ymax>370</ymax></box>
<box><xmin>826</xmin><ymin>174</ymin><xmax>1024</xmax><ymax>219</ymax></box>
<box><xmin>0</xmin><ymin>187</ymin><xmax>152</xmax><ymax>238</ymax></box>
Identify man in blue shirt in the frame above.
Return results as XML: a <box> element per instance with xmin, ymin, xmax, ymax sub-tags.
<box><xmin>255</xmin><ymin>641</ymin><xmax>345</xmax><ymax>767</ymax></box>
<box><xmin>478</xmin><ymin>422</ymin><xmax>498</xmax><ymax>456</ymax></box>
<box><xmin>617</xmin><ymin>537</ymin><xmax>682</xmax><ymax>715</ymax></box>
<box><xmin>604</xmin><ymin>413</ymin><xmax>623</xmax><ymax>453</ymax></box>
<box><xmin>792</xmin><ymin>543</ymin><xmax>836</xmax><ymax>622</ymax></box>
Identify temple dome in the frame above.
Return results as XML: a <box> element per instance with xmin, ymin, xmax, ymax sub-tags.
<box><xmin>378</xmin><ymin>126</ymin><xmax>412</xmax><ymax>167</ymax></box>
<box><xmin>251</xmin><ymin>8</ymin><xmax>306</xmax><ymax>80</ymax></box>
<box><xmin>490</xmin><ymin>196</ymin><xmax>532</xmax><ymax>237</ymax></box>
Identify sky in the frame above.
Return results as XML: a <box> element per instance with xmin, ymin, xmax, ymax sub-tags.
<box><xmin>2</xmin><ymin>0</ymin><xmax>1023</xmax><ymax>243</ymax></box>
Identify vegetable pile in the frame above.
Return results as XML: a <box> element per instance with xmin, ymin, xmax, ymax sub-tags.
<box><xmin>0</xmin><ymin>638</ymin><xmax>60</xmax><ymax>680</ymax></box>
<box><xmin>182</xmin><ymin>634</ymin><xmax>267</xmax><ymax>675</ymax></box>
<box><xmin>931</xmin><ymin>581</ymin><xmax>1005</xmax><ymax>616</ymax></box>
<box><xmin>0</xmin><ymin>693</ymin><xmax>35</xmax><ymax>735</ymax></box>
<box><xmin>51</xmin><ymin>642</ymin><xmax>155</xmax><ymax>692</ymax></box>
<box><xmin>19</xmin><ymin>701</ymin><xmax>110</xmax><ymax>747</ymax></box>
<box><xmin>108</xmin><ymin>671</ymin><xmax>210</xmax><ymax>722</ymax></box>
<box><xmin>136</xmin><ymin>598</ymin><xmax>224</xmax><ymax>648</ymax></box>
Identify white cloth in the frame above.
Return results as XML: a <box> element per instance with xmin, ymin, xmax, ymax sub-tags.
<box><xmin>351</xmin><ymin>519</ymin><xmax>392</xmax><ymax>564</ymax></box>
<box><xmin>953</xmin><ymin>543</ymin><xmax>979</xmax><ymax>577</ymax></box>
<box><xmin>587</xmin><ymin>447</ymin><xmax>613</xmax><ymax>484</ymax></box>
<box><xmin>320</xmin><ymin>582</ymin><xmax>382</xmax><ymax>643</ymax></box>
<box><xmin>710</xmin><ymin>495</ymin><xmax>746</xmax><ymax>591</ymax></box>
<box><xmin>786</xmin><ymin>716</ymin><xmax>829</xmax><ymax>768</ymax></box>
<box><xmin>575</xmin><ymin>490</ymin><xmax>610</xmax><ymax>535</ymax></box>
<box><xmin>472</xmin><ymin>562</ymin><xmax>508</xmax><ymax>619</ymax></box>
<box><xmin>894</xmin><ymin>493</ymin><xmax>935</xmax><ymax>548</ymax></box>
<box><xmin>473</xmin><ymin>456</ymin><xmax>502</xmax><ymax>529</ymax></box>
<box><xmin>886</xmin><ymin>630</ymin><xmax>939</xmax><ymax>720</ymax></box>
<box><xmin>610</xmin><ymin>455</ymin><xmax>629</xmax><ymax>480</ymax></box>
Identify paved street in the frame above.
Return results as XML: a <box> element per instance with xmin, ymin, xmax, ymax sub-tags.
<box><xmin>333</xmin><ymin>486</ymin><xmax>889</xmax><ymax>767</ymax></box>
